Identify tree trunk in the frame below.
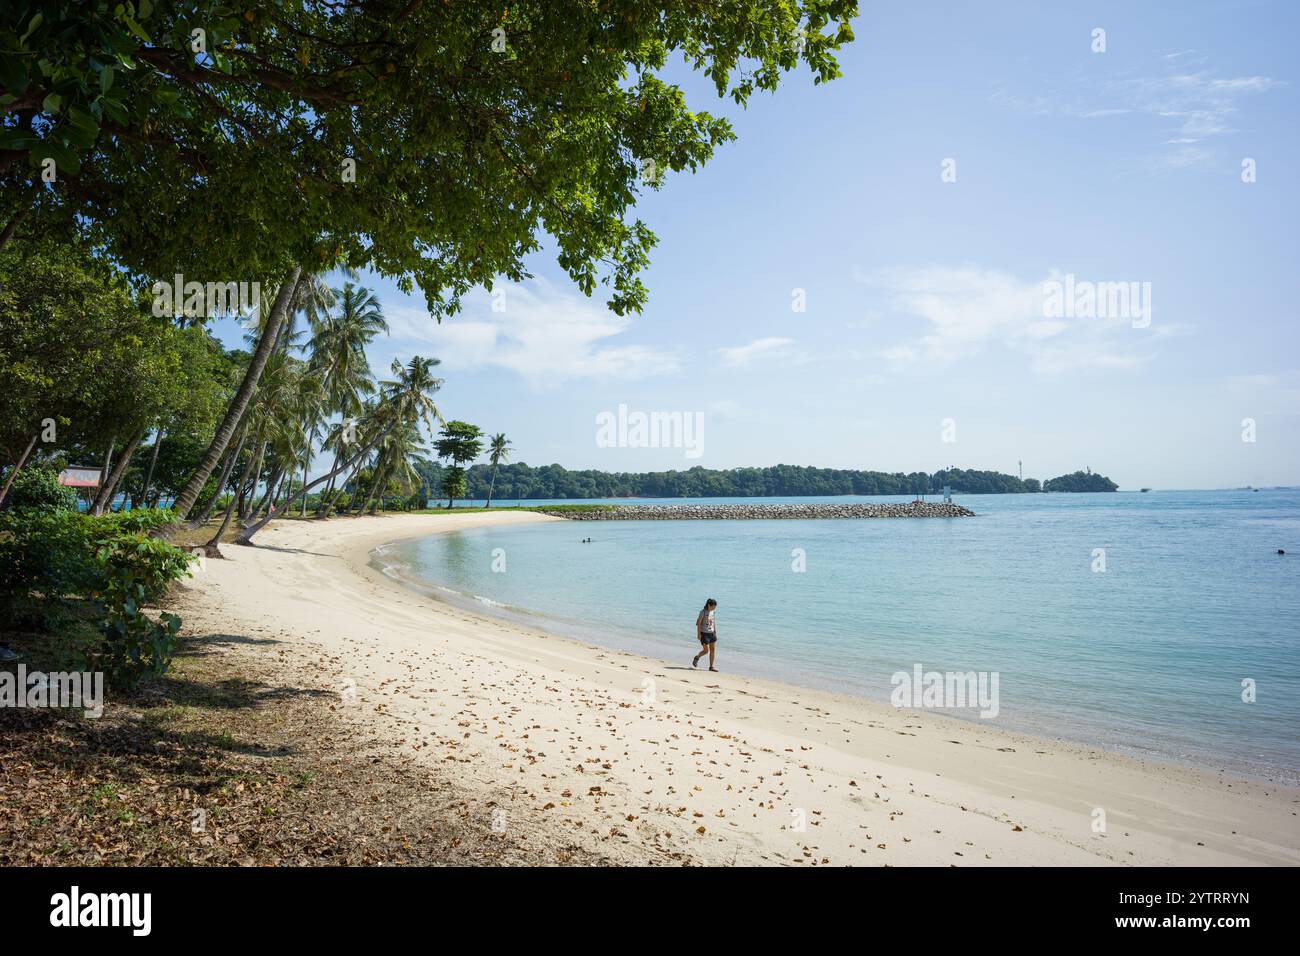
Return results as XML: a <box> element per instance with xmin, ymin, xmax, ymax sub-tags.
<box><xmin>486</xmin><ymin>464</ymin><xmax>499</xmax><ymax>508</ymax></box>
<box><xmin>376</xmin><ymin>462</ymin><xmax>395</xmax><ymax>513</ymax></box>
<box><xmin>0</xmin><ymin>207</ymin><xmax>27</xmax><ymax>249</ymax></box>
<box><xmin>140</xmin><ymin>428</ymin><xmax>163</xmax><ymax>509</ymax></box>
<box><xmin>100</xmin><ymin>430</ymin><xmax>118</xmax><ymax>493</ymax></box>
<box><xmin>316</xmin><ymin>448</ymin><xmax>341</xmax><ymax>516</ymax></box>
<box><xmin>237</xmin><ymin>427</ymin><xmax>389</xmax><ymax>545</ymax></box>
<box><xmin>91</xmin><ymin>429</ymin><xmax>144</xmax><ymax>515</ymax></box>
<box><xmin>369</xmin><ymin>463</ymin><xmax>392</xmax><ymax>515</ymax></box>
<box><xmin>246</xmin><ymin>465</ymin><xmax>284</xmax><ymax>523</ymax></box>
<box><xmin>0</xmin><ymin>432</ymin><xmax>39</xmax><ymax>509</ymax></box>
<box><xmin>361</xmin><ymin>463</ymin><xmax>384</xmax><ymax>514</ymax></box>
<box><xmin>190</xmin><ymin>425</ymin><xmax>249</xmax><ymax>528</ymax></box>
<box><xmin>205</xmin><ymin>450</ymin><xmax>262</xmax><ymax>550</ymax></box>
<box><xmin>205</xmin><ymin>481</ymin><xmax>243</xmax><ymax>551</ymax></box>
<box><xmin>239</xmin><ymin>436</ymin><xmax>267</xmax><ymax>520</ymax></box>
<box><xmin>300</xmin><ymin>426</ymin><xmax>316</xmax><ymax>517</ymax></box>
<box><xmin>172</xmin><ymin>264</ymin><xmax>302</xmax><ymax>519</ymax></box>
<box><xmin>323</xmin><ymin>452</ymin><xmax>366</xmax><ymax>518</ymax></box>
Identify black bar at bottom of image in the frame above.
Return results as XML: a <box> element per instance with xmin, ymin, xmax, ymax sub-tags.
<box><xmin>0</xmin><ymin>866</ymin><xmax>1282</xmax><ymax>940</ymax></box>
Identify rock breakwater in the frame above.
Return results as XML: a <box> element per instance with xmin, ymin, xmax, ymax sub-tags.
<box><xmin>534</xmin><ymin>502</ymin><xmax>975</xmax><ymax>520</ymax></box>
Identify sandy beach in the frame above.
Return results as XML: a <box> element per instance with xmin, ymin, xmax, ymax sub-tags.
<box><xmin>173</xmin><ymin>511</ymin><xmax>1300</xmax><ymax>866</ymax></box>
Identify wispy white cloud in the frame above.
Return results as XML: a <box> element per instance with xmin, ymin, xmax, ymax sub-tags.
<box><xmin>855</xmin><ymin>265</ymin><xmax>1156</xmax><ymax>376</ymax></box>
<box><xmin>716</xmin><ymin>336</ymin><xmax>796</xmax><ymax>367</ymax></box>
<box><xmin>997</xmin><ymin>63</ymin><xmax>1282</xmax><ymax>168</ymax></box>
<box><xmin>384</xmin><ymin>279</ymin><xmax>681</xmax><ymax>388</ymax></box>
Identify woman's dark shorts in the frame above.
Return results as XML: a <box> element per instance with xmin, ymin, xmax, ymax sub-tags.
<box><xmin>699</xmin><ymin>632</ymin><xmax>717</xmax><ymax>645</ymax></box>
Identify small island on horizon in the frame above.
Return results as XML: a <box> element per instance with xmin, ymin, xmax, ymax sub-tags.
<box><xmin>416</xmin><ymin>461</ymin><xmax>1121</xmax><ymax>501</ymax></box>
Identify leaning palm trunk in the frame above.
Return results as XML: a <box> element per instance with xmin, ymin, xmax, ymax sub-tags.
<box><xmin>94</xmin><ymin>429</ymin><xmax>119</xmax><ymax>509</ymax></box>
<box><xmin>323</xmin><ymin>452</ymin><xmax>366</xmax><ymax>518</ymax></box>
<box><xmin>205</xmin><ymin>483</ymin><xmax>243</xmax><ymax>551</ymax></box>
<box><xmin>247</xmin><ymin>466</ymin><xmax>284</xmax><ymax>523</ymax></box>
<box><xmin>92</xmin><ymin>429</ymin><xmax>144</xmax><ymax>515</ymax></box>
<box><xmin>315</xmin><ymin>448</ymin><xmax>341</xmax><ymax>516</ymax></box>
<box><xmin>172</xmin><ymin>265</ymin><xmax>303</xmax><ymax>520</ymax></box>
<box><xmin>190</xmin><ymin>425</ymin><xmax>249</xmax><ymax>528</ymax></box>
<box><xmin>360</xmin><ymin>463</ymin><xmax>384</xmax><ymax>514</ymax></box>
<box><xmin>299</xmin><ymin>427</ymin><xmax>316</xmax><ymax>517</ymax></box>
<box><xmin>300</xmin><ymin>458</ymin><xmax>310</xmax><ymax>516</ymax></box>
<box><xmin>205</xmin><ymin>452</ymin><xmax>261</xmax><ymax>550</ymax></box>
<box><xmin>140</xmin><ymin>428</ymin><xmax>163</xmax><ymax>508</ymax></box>
<box><xmin>364</xmin><ymin>461</ymin><xmax>392</xmax><ymax>514</ymax></box>
<box><xmin>239</xmin><ymin>437</ymin><xmax>267</xmax><ymax>520</ymax></box>
<box><xmin>100</xmin><ymin>431</ymin><xmax>118</xmax><ymax>487</ymax></box>
<box><xmin>486</xmin><ymin>464</ymin><xmax>499</xmax><ymax>508</ymax></box>
<box><xmin>237</xmin><ymin>426</ymin><xmax>391</xmax><ymax>545</ymax></box>
<box><xmin>0</xmin><ymin>432</ymin><xmax>39</xmax><ymax>509</ymax></box>
<box><xmin>354</xmin><ymin>463</ymin><xmax>377</xmax><ymax>514</ymax></box>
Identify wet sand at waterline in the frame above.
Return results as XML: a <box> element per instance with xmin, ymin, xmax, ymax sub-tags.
<box><xmin>173</xmin><ymin>512</ymin><xmax>1300</xmax><ymax>866</ymax></box>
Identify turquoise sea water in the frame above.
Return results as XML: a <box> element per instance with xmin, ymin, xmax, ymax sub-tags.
<box><xmin>379</xmin><ymin>490</ymin><xmax>1300</xmax><ymax>781</ymax></box>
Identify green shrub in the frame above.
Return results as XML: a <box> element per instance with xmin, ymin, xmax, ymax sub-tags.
<box><xmin>1</xmin><ymin>463</ymin><xmax>77</xmax><ymax>514</ymax></box>
<box><xmin>92</xmin><ymin>534</ymin><xmax>188</xmax><ymax>687</ymax></box>
<box><xmin>0</xmin><ymin>507</ymin><xmax>192</xmax><ymax>687</ymax></box>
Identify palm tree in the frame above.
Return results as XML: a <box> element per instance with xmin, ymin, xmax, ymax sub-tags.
<box><xmin>206</xmin><ymin>352</ymin><xmax>309</xmax><ymax>548</ymax></box>
<box><xmin>360</xmin><ymin>419</ymin><xmax>428</xmax><ymax>514</ymax></box>
<box><xmin>485</xmin><ymin>433</ymin><xmax>512</xmax><ymax>508</ymax></box>
<box><xmin>302</xmin><ymin>282</ymin><xmax>386</xmax><ymax>514</ymax></box>
<box><xmin>171</xmin><ymin>264</ymin><xmax>302</xmax><ymax>521</ymax></box>
<box><xmin>379</xmin><ymin>356</ymin><xmax>445</xmax><ymax>436</ymax></box>
<box><xmin>236</xmin><ymin>356</ymin><xmax>444</xmax><ymax>544</ymax></box>
<box><xmin>279</xmin><ymin>270</ymin><xmax>338</xmax><ymax>353</ymax></box>
<box><xmin>309</xmin><ymin>283</ymin><xmax>387</xmax><ymax>417</ymax></box>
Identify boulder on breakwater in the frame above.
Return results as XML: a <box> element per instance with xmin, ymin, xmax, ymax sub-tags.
<box><xmin>534</xmin><ymin>502</ymin><xmax>975</xmax><ymax>520</ymax></box>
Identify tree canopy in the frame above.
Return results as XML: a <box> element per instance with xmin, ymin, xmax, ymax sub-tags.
<box><xmin>0</xmin><ymin>239</ymin><xmax>231</xmax><ymax>461</ymax></box>
<box><xmin>1043</xmin><ymin>470</ymin><xmax>1119</xmax><ymax>493</ymax></box>
<box><xmin>4</xmin><ymin>1</ymin><xmax>857</xmax><ymax>316</ymax></box>
<box><xmin>410</xmin><ymin>462</ymin><xmax>1085</xmax><ymax>500</ymax></box>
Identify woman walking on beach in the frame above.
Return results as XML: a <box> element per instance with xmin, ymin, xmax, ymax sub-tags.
<box><xmin>693</xmin><ymin>598</ymin><xmax>719</xmax><ymax>672</ymax></box>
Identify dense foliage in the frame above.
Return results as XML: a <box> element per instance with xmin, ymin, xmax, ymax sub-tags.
<box><xmin>0</xmin><ymin>240</ymin><xmax>237</xmax><ymax>512</ymax></box>
<box><xmin>0</xmin><ymin>508</ymin><xmax>193</xmax><ymax>687</ymax></box>
<box><xmin>4</xmin><ymin>1</ymin><xmax>856</xmax><ymax>318</ymax></box>
<box><xmin>408</xmin><ymin>461</ymin><xmax>1116</xmax><ymax>500</ymax></box>
<box><xmin>1043</xmin><ymin>470</ymin><xmax>1119</xmax><ymax>492</ymax></box>
<box><xmin>4</xmin><ymin>1</ymin><xmax>859</xmax><ymax>529</ymax></box>
<box><xmin>0</xmin><ymin>461</ymin><xmax>77</xmax><ymax>512</ymax></box>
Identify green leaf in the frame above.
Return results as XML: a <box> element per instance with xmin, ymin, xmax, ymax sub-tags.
<box><xmin>20</xmin><ymin>12</ymin><xmax>44</xmax><ymax>44</ymax></box>
<box><xmin>99</xmin><ymin>96</ymin><xmax>128</xmax><ymax>125</ymax></box>
<box><xmin>43</xmin><ymin>92</ymin><xmax>62</xmax><ymax>113</ymax></box>
<box><xmin>99</xmin><ymin>64</ymin><xmax>114</xmax><ymax>94</ymax></box>
<box><xmin>69</xmin><ymin>105</ymin><xmax>100</xmax><ymax>139</ymax></box>
<box><xmin>0</xmin><ymin>126</ymin><xmax>38</xmax><ymax>150</ymax></box>
<box><xmin>63</xmin><ymin>117</ymin><xmax>100</xmax><ymax>150</ymax></box>
<box><xmin>121</xmin><ymin>13</ymin><xmax>151</xmax><ymax>43</ymax></box>
<box><xmin>0</xmin><ymin>54</ymin><xmax>30</xmax><ymax>95</ymax></box>
<box><xmin>30</xmin><ymin>139</ymin><xmax>81</xmax><ymax>175</ymax></box>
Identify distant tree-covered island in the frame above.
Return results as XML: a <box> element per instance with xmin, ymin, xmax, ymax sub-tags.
<box><xmin>409</xmin><ymin>461</ymin><xmax>1118</xmax><ymax>501</ymax></box>
<box><xmin>1041</xmin><ymin>469</ymin><xmax>1120</xmax><ymax>493</ymax></box>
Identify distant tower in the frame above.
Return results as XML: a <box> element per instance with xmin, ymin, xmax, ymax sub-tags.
<box><xmin>1018</xmin><ymin>460</ymin><xmax>1023</xmax><ymax>480</ymax></box>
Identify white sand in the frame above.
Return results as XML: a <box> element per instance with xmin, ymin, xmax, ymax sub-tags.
<box><xmin>175</xmin><ymin>511</ymin><xmax>1300</xmax><ymax>866</ymax></box>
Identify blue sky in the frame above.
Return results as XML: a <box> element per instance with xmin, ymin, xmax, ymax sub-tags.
<box><xmin>216</xmin><ymin>0</ymin><xmax>1298</xmax><ymax>489</ymax></box>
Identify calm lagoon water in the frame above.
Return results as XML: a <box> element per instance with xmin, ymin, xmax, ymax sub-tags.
<box><xmin>380</xmin><ymin>490</ymin><xmax>1300</xmax><ymax>781</ymax></box>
